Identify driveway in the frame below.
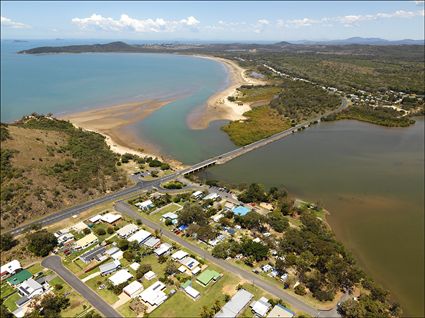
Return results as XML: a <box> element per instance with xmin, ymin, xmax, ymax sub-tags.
<box><xmin>42</xmin><ymin>255</ymin><xmax>122</xmax><ymax>318</ymax></box>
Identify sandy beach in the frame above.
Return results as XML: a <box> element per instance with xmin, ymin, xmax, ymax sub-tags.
<box><xmin>60</xmin><ymin>100</ymin><xmax>185</xmax><ymax>168</ymax></box>
<box><xmin>188</xmin><ymin>55</ymin><xmax>266</xmax><ymax>129</ymax></box>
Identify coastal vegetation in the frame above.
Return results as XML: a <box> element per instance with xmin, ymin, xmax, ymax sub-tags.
<box><xmin>233</xmin><ymin>85</ymin><xmax>281</xmax><ymax>105</ymax></box>
<box><xmin>269</xmin><ymin>79</ymin><xmax>341</xmax><ymax>122</ymax></box>
<box><xmin>323</xmin><ymin>105</ymin><xmax>416</xmax><ymax>127</ymax></box>
<box><xmin>222</xmin><ymin>106</ymin><xmax>291</xmax><ymax>146</ymax></box>
<box><xmin>0</xmin><ymin>115</ymin><xmax>128</xmax><ymax>230</ymax></box>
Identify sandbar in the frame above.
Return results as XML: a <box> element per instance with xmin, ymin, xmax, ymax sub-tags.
<box><xmin>188</xmin><ymin>55</ymin><xmax>266</xmax><ymax>130</ymax></box>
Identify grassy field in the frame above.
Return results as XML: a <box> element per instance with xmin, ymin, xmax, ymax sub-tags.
<box><xmin>27</xmin><ymin>263</ymin><xmax>44</xmax><ymax>275</ymax></box>
<box><xmin>0</xmin><ymin>283</ymin><xmax>15</xmax><ymax>299</ymax></box>
<box><xmin>150</xmin><ymin>265</ymin><xmax>240</xmax><ymax>318</ymax></box>
<box><xmin>3</xmin><ymin>292</ymin><xmax>20</xmax><ymax>312</ymax></box>
<box><xmin>222</xmin><ymin>106</ymin><xmax>291</xmax><ymax>146</ymax></box>
<box><xmin>85</xmin><ymin>275</ymin><xmax>120</xmax><ymax>304</ymax></box>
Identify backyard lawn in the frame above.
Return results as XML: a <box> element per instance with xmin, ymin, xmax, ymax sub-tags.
<box><xmin>85</xmin><ymin>275</ymin><xmax>120</xmax><ymax>304</ymax></box>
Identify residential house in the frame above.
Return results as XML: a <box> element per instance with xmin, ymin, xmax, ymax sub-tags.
<box><xmin>266</xmin><ymin>304</ymin><xmax>295</xmax><ymax>318</ymax></box>
<box><xmin>117</xmin><ymin>224</ymin><xmax>139</xmax><ymax>239</ymax></box>
<box><xmin>130</xmin><ymin>262</ymin><xmax>140</xmax><ymax>271</ymax></box>
<box><xmin>1</xmin><ymin>260</ymin><xmax>21</xmax><ymax>277</ymax></box>
<box><xmin>74</xmin><ymin>233</ymin><xmax>98</xmax><ymax>250</ymax></box>
<box><xmin>71</xmin><ymin>221</ymin><xmax>89</xmax><ymax>233</ymax></box>
<box><xmin>17</xmin><ymin>278</ymin><xmax>44</xmax><ymax>300</ymax></box>
<box><xmin>89</xmin><ymin>215</ymin><xmax>102</xmax><ymax>223</ymax></box>
<box><xmin>171</xmin><ymin>250</ymin><xmax>188</xmax><ymax>261</ymax></box>
<box><xmin>99</xmin><ymin>260</ymin><xmax>121</xmax><ymax>275</ymax></box>
<box><xmin>196</xmin><ymin>270</ymin><xmax>221</xmax><ymax>287</ymax></box>
<box><xmin>250</xmin><ymin>297</ymin><xmax>271</xmax><ymax>317</ymax></box>
<box><xmin>144</xmin><ymin>271</ymin><xmax>156</xmax><ymax>281</ymax></box>
<box><xmin>179</xmin><ymin>257</ymin><xmax>199</xmax><ymax>272</ymax></box>
<box><xmin>79</xmin><ymin>246</ymin><xmax>106</xmax><ymax>264</ymax></box>
<box><xmin>7</xmin><ymin>270</ymin><xmax>32</xmax><ymax>286</ymax></box>
<box><xmin>123</xmin><ymin>281</ymin><xmax>144</xmax><ymax>298</ymax></box>
<box><xmin>109</xmin><ymin>270</ymin><xmax>133</xmax><ymax>286</ymax></box>
<box><xmin>203</xmin><ymin>193</ymin><xmax>219</xmax><ymax>201</ymax></box>
<box><xmin>100</xmin><ymin>213</ymin><xmax>122</xmax><ymax>224</ymax></box>
<box><xmin>154</xmin><ymin>243</ymin><xmax>172</xmax><ymax>256</ymax></box>
<box><xmin>139</xmin><ymin>281</ymin><xmax>167</xmax><ymax>307</ymax></box>
<box><xmin>215</xmin><ymin>289</ymin><xmax>253</xmax><ymax>318</ymax></box>
<box><xmin>135</xmin><ymin>199</ymin><xmax>155</xmax><ymax>211</ymax></box>
<box><xmin>161</xmin><ymin>212</ymin><xmax>178</xmax><ymax>224</ymax></box>
<box><xmin>128</xmin><ymin>229</ymin><xmax>151</xmax><ymax>245</ymax></box>
<box><xmin>143</xmin><ymin>237</ymin><xmax>161</xmax><ymax>249</ymax></box>
<box><xmin>184</xmin><ymin>285</ymin><xmax>200</xmax><ymax>300</ymax></box>
<box><xmin>57</xmin><ymin>233</ymin><xmax>74</xmax><ymax>246</ymax></box>
<box><xmin>191</xmin><ymin>191</ymin><xmax>203</xmax><ymax>199</ymax></box>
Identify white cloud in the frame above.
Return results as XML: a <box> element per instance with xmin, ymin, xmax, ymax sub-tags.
<box><xmin>285</xmin><ymin>9</ymin><xmax>423</xmax><ymax>28</ymax></box>
<box><xmin>1</xmin><ymin>16</ymin><xmax>31</xmax><ymax>29</ymax></box>
<box><xmin>257</xmin><ymin>19</ymin><xmax>270</xmax><ymax>25</ymax></box>
<box><xmin>71</xmin><ymin>14</ymin><xmax>200</xmax><ymax>32</ymax></box>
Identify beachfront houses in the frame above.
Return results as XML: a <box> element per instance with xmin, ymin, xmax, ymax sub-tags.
<box><xmin>215</xmin><ymin>289</ymin><xmax>253</xmax><ymax>318</ymax></box>
<box><xmin>117</xmin><ymin>224</ymin><xmax>139</xmax><ymax>239</ymax></box>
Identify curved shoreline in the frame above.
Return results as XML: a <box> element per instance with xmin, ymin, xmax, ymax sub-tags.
<box><xmin>188</xmin><ymin>55</ymin><xmax>266</xmax><ymax>130</ymax></box>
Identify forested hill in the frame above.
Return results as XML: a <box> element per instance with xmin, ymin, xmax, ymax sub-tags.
<box><xmin>0</xmin><ymin>115</ymin><xmax>128</xmax><ymax>230</ymax></box>
<box><xmin>19</xmin><ymin>41</ymin><xmax>139</xmax><ymax>54</ymax></box>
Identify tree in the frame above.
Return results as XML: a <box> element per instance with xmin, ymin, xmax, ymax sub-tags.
<box><xmin>240</xmin><ymin>240</ymin><xmax>269</xmax><ymax>261</ymax></box>
<box><xmin>0</xmin><ymin>233</ymin><xmax>17</xmax><ymax>251</ymax></box>
<box><xmin>165</xmin><ymin>261</ymin><xmax>177</xmax><ymax>275</ymax></box>
<box><xmin>136</xmin><ymin>264</ymin><xmax>152</xmax><ymax>279</ymax></box>
<box><xmin>107</xmin><ymin>227</ymin><xmax>114</xmax><ymax>234</ymax></box>
<box><xmin>83</xmin><ymin>228</ymin><xmax>91</xmax><ymax>235</ymax></box>
<box><xmin>117</xmin><ymin>239</ymin><xmax>129</xmax><ymax>251</ymax></box>
<box><xmin>178</xmin><ymin>203</ymin><xmax>208</xmax><ymax>226</ymax></box>
<box><xmin>238</xmin><ymin>183</ymin><xmax>268</xmax><ymax>203</ymax></box>
<box><xmin>212</xmin><ymin>242</ymin><xmax>229</xmax><ymax>259</ymax></box>
<box><xmin>32</xmin><ymin>294</ymin><xmax>70</xmax><ymax>318</ymax></box>
<box><xmin>26</xmin><ymin>230</ymin><xmax>57</xmax><ymax>257</ymax></box>
<box><xmin>267</xmin><ymin>211</ymin><xmax>289</xmax><ymax>232</ymax></box>
<box><xmin>294</xmin><ymin>284</ymin><xmax>307</xmax><ymax>296</ymax></box>
<box><xmin>235</xmin><ymin>212</ymin><xmax>265</xmax><ymax>231</ymax></box>
<box><xmin>123</xmin><ymin>251</ymin><xmax>135</xmax><ymax>262</ymax></box>
<box><xmin>95</xmin><ymin>228</ymin><xmax>106</xmax><ymax>236</ymax></box>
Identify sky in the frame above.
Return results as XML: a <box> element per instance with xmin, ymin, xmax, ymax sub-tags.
<box><xmin>1</xmin><ymin>1</ymin><xmax>424</xmax><ymax>41</ymax></box>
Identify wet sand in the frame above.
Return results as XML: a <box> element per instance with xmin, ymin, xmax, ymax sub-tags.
<box><xmin>188</xmin><ymin>55</ymin><xmax>266</xmax><ymax>129</ymax></box>
<box><xmin>60</xmin><ymin>99</ymin><xmax>185</xmax><ymax>168</ymax></box>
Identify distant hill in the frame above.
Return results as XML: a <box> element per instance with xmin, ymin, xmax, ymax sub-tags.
<box><xmin>19</xmin><ymin>41</ymin><xmax>139</xmax><ymax>54</ymax></box>
<box><xmin>290</xmin><ymin>37</ymin><xmax>425</xmax><ymax>45</ymax></box>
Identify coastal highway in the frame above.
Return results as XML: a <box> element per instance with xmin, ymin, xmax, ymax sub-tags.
<box><xmin>7</xmin><ymin>97</ymin><xmax>348</xmax><ymax>237</ymax></box>
<box><xmin>41</xmin><ymin>256</ymin><xmax>122</xmax><ymax>318</ymax></box>
<box><xmin>114</xmin><ymin>201</ymin><xmax>331</xmax><ymax>317</ymax></box>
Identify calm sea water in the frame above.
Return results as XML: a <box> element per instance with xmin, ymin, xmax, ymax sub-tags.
<box><xmin>200</xmin><ymin>119</ymin><xmax>425</xmax><ymax>317</ymax></box>
<box><xmin>2</xmin><ymin>40</ymin><xmax>424</xmax><ymax>316</ymax></box>
<box><xmin>1</xmin><ymin>40</ymin><xmax>236</xmax><ymax>162</ymax></box>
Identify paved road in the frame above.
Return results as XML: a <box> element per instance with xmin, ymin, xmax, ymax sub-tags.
<box><xmin>42</xmin><ymin>255</ymin><xmax>122</xmax><ymax>318</ymax></box>
<box><xmin>115</xmin><ymin>201</ymin><xmax>324</xmax><ymax>317</ymax></box>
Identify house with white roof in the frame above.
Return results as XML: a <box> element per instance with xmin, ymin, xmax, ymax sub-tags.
<box><xmin>128</xmin><ymin>229</ymin><xmax>151</xmax><ymax>245</ymax></box>
<box><xmin>139</xmin><ymin>281</ymin><xmax>167</xmax><ymax>306</ymax></box>
<box><xmin>203</xmin><ymin>193</ymin><xmax>220</xmax><ymax>201</ymax></box>
<box><xmin>101</xmin><ymin>213</ymin><xmax>122</xmax><ymax>224</ymax></box>
<box><xmin>215</xmin><ymin>289</ymin><xmax>253</xmax><ymax>318</ymax></box>
<box><xmin>89</xmin><ymin>215</ymin><xmax>102</xmax><ymax>223</ymax></box>
<box><xmin>161</xmin><ymin>212</ymin><xmax>178</xmax><ymax>224</ymax></box>
<box><xmin>99</xmin><ymin>260</ymin><xmax>121</xmax><ymax>275</ymax></box>
<box><xmin>171</xmin><ymin>250</ymin><xmax>188</xmax><ymax>260</ymax></box>
<box><xmin>184</xmin><ymin>285</ymin><xmax>200</xmax><ymax>300</ymax></box>
<box><xmin>154</xmin><ymin>243</ymin><xmax>172</xmax><ymax>256</ymax></box>
<box><xmin>130</xmin><ymin>262</ymin><xmax>140</xmax><ymax>271</ymax></box>
<box><xmin>71</xmin><ymin>221</ymin><xmax>89</xmax><ymax>233</ymax></box>
<box><xmin>144</xmin><ymin>271</ymin><xmax>156</xmax><ymax>281</ymax></box>
<box><xmin>123</xmin><ymin>281</ymin><xmax>144</xmax><ymax>298</ymax></box>
<box><xmin>179</xmin><ymin>257</ymin><xmax>199</xmax><ymax>271</ymax></box>
<box><xmin>191</xmin><ymin>191</ymin><xmax>203</xmax><ymax>199</ymax></box>
<box><xmin>266</xmin><ymin>304</ymin><xmax>295</xmax><ymax>318</ymax></box>
<box><xmin>1</xmin><ymin>260</ymin><xmax>21</xmax><ymax>277</ymax></box>
<box><xmin>250</xmin><ymin>297</ymin><xmax>271</xmax><ymax>317</ymax></box>
<box><xmin>108</xmin><ymin>269</ymin><xmax>133</xmax><ymax>286</ymax></box>
<box><xmin>143</xmin><ymin>237</ymin><xmax>161</xmax><ymax>249</ymax></box>
<box><xmin>17</xmin><ymin>278</ymin><xmax>44</xmax><ymax>299</ymax></box>
<box><xmin>135</xmin><ymin>199</ymin><xmax>155</xmax><ymax>211</ymax></box>
<box><xmin>117</xmin><ymin>224</ymin><xmax>139</xmax><ymax>238</ymax></box>
<box><xmin>57</xmin><ymin>233</ymin><xmax>74</xmax><ymax>246</ymax></box>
